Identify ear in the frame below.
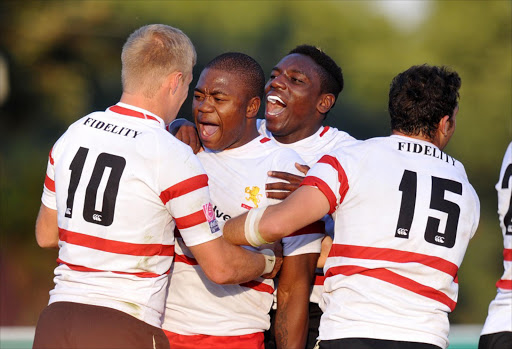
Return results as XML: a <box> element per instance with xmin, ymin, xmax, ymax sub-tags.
<box><xmin>164</xmin><ymin>71</ymin><xmax>183</xmax><ymax>95</ymax></box>
<box><xmin>438</xmin><ymin>115</ymin><xmax>452</xmax><ymax>137</ymax></box>
<box><xmin>316</xmin><ymin>93</ymin><xmax>336</xmax><ymax>115</ymax></box>
<box><xmin>246</xmin><ymin>97</ymin><xmax>261</xmax><ymax>119</ymax></box>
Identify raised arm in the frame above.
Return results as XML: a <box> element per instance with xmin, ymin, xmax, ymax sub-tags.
<box><xmin>223</xmin><ymin>185</ymin><xmax>330</xmax><ymax>246</ymax></box>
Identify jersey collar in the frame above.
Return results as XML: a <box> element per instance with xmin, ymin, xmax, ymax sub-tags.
<box><xmin>107</xmin><ymin>102</ymin><xmax>165</xmax><ymax>128</ymax></box>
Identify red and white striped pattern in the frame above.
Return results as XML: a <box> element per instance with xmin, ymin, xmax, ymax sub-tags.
<box><xmin>481</xmin><ymin>142</ymin><xmax>512</xmax><ymax>335</ymax></box>
<box><xmin>163</xmin><ymin>135</ymin><xmax>321</xmax><ymax>336</ymax></box>
<box><xmin>41</xmin><ymin>103</ymin><xmax>221</xmax><ymax>327</ymax></box>
<box><xmin>302</xmin><ymin>135</ymin><xmax>480</xmax><ymax>348</ymax></box>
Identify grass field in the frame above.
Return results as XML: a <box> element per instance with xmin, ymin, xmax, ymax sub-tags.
<box><xmin>0</xmin><ymin>325</ymin><xmax>481</xmax><ymax>349</ymax></box>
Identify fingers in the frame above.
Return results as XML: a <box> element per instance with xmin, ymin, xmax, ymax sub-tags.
<box><xmin>266</xmin><ymin>191</ymin><xmax>291</xmax><ymax>200</ymax></box>
<box><xmin>266</xmin><ymin>181</ymin><xmax>300</xmax><ymax>192</ymax></box>
<box><xmin>267</xmin><ymin>171</ymin><xmax>305</xmax><ymax>184</ymax></box>
<box><xmin>175</xmin><ymin>126</ymin><xmax>202</xmax><ymax>154</ymax></box>
<box><xmin>295</xmin><ymin>162</ymin><xmax>310</xmax><ymax>175</ymax></box>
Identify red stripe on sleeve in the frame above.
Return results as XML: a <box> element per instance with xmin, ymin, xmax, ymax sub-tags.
<box><xmin>49</xmin><ymin>148</ymin><xmax>54</xmax><ymax>165</ymax></box>
<box><xmin>59</xmin><ymin>228</ymin><xmax>174</xmax><ymax>256</ymax></box>
<box><xmin>174</xmin><ymin>253</ymin><xmax>198</xmax><ymax>266</ymax></box>
<box><xmin>503</xmin><ymin>248</ymin><xmax>512</xmax><ymax>261</ymax></box>
<box><xmin>160</xmin><ymin>174</ymin><xmax>209</xmax><ymax>204</ymax></box>
<box><xmin>317</xmin><ymin>155</ymin><xmax>349</xmax><ymax>205</ymax></box>
<box><xmin>302</xmin><ymin>176</ymin><xmax>337</xmax><ymax>214</ymax></box>
<box><xmin>325</xmin><ymin>265</ymin><xmax>457</xmax><ymax>311</ymax></box>
<box><xmin>240</xmin><ymin>280</ymin><xmax>274</xmax><ymax>294</ymax></box>
<box><xmin>496</xmin><ymin>279</ymin><xmax>512</xmax><ymax>290</ymax></box>
<box><xmin>288</xmin><ymin>220</ymin><xmax>325</xmax><ymax>237</ymax></box>
<box><xmin>44</xmin><ymin>175</ymin><xmax>55</xmax><ymax>192</ymax></box>
<box><xmin>174</xmin><ymin>210</ymin><xmax>207</xmax><ymax>230</ymax></box>
<box><xmin>328</xmin><ymin>244</ymin><xmax>459</xmax><ymax>278</ymax></box>
<box><xmin>313</xmin><ymin>273</ymin><xmax>326</xmax><ymax>285</ymax></box>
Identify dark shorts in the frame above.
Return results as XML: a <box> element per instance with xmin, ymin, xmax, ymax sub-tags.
<box><xmin>479</xmin><ymin>331</ymin><xmax>512</xmax><ymax>349</ymax></box>
<box><xmin>33</xmin><ymin>301</ymin><xmax>170</xmax><ymax>349</ymax></box>
<box><xmin>317</xmin><ymin>337</ymin><xmax>441</xmax><ymax>349</ymax></box>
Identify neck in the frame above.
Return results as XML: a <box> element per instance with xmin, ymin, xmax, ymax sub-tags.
<box><xmin>392</xmin><ymin>130</ymin><xmax>442</xmax><ymax>148</ymax></box>
<box><xmin>119</xmin><ymin>92</ymin><xmax>167</xmax><ymax>122</ymax></box>
<box><xmin>273</xmin><ymin>124</ymin><xmax>323</xmax><ymax>144</ymax></box>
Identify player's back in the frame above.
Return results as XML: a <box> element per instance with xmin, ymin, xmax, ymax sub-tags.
<box><xmin>307</xmin><ymin>135</ymin><xmax>480</xmax><ymax>348</ymax></box>
<box><xmin>45</xmin><ymin>104</ymin><xmax>208</xmax><ymax>327</ymax></box>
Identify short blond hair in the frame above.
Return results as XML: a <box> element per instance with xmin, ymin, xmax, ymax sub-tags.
<box><xmin>121</xmin><ymin>24</ymin><xmax>196</xmax><ymax>98</ymax></box>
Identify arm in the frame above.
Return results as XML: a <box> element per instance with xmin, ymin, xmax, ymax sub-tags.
<box><xmin>223</xmin><ymin>185</ymin><xmax>330</xmax><ymax>246</ymax></box>
<box><xmin>188</xmin><ymin>236</ymin><xmax>279</xmax><ymax>285</ymax></box>
<box><xmin>167</xmin><ymin>118</ymin><xmax>202</xmax><ymax>154</ymax></box>
<box><xmin>35</xmin><ymin>204</ymin><xmax>59</xmax><ymax>248</ymax></box>
<box><xmin>316</xmin><ymin>235</ymin><xmax>333</xmax><ymax>269</ymax></box>
<box><xmin>275</xmin><ymin>253</ymin><xmax>318</xmax><ymax>349</ymax></box>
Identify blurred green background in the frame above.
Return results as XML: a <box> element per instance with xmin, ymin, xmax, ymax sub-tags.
<box><xmin>0</xmin><ymin>0</ymin><xmax>510</xmax><ymax>329</ymax></box>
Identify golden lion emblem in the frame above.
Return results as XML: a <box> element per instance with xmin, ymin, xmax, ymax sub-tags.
<box><xmin>245</xmin><ymin>186</ymin><xmax>262</xmax><ymax>208</ymax></box>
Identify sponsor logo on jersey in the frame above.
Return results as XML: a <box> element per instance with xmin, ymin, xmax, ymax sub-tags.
<box><xmin>397</xmin><ymin>141</ymin><xmax>456</xmax><ymax>166</ymax></box>
<box><xmin>245</xmin><ymin>186</ymin><xmax>262</xmax><ymax>208</ymax></box>
<box><xmin>202</xmin><ymin>203</ymin><xmax>220</xmax><ymax>234</ymax></box>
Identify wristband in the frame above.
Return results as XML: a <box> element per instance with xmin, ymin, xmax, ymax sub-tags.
<box><xmin>259</xmin><ymin>249</ymin><xmax>276</xmax><ymax>275</ymax></box>
<box><xmin>244</xmin><ymin>207</ymin><xmax>270</xmax><ymax>247</ymax></box>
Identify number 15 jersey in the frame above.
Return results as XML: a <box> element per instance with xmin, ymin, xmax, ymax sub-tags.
<box><xmin>302</xmin><ymin>135</ymin><xmax>480</xmax><ymax>348</ymax></box>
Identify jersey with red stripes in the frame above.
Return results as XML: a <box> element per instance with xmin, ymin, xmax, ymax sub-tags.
<box><xmin>302</xmin><ymin>135</ymin><xmax>480</xmax><ymax>348</ymax></box>
<box><xmin>163</xmin><ymin>135</ymin><xmax>322</xmax><ymax>336</ymax></box>
<box><xmin>481</xmin><ymin>141</ymin><xmax>512</xmax><ymax>336</ymax></box>
<box><xmin>41</xmin><ymin>102</ymin><xmax>221</xmax><ymax>328</ymax></box>
<box><xmin>258</xmin><ymin>119</ymin><xmax>359</xmax><ymax>304</ymax></box>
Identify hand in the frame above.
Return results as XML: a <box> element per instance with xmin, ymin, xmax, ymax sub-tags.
<box><xmin>168</xmin><ymin>119</ymin><xmax>202</xmax><ymax>154</ymax></box>
<box><xmin>266</xmin><ymin>163</ymin><xmax>310</xmax><ymax>200</ymax></box>
<box><xmin>260</xmin><ymin>241</ymin><xmax>283</xmax><ymax>279</ymax></box>
<box><xmin>316</xmin><ymin>235</ymin><xmax>333</xmax><ymax>269</ymax></box>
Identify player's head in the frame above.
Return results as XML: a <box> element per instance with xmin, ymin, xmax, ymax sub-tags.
<box><xmin>193</xmin><ymin>52</ymin><xmax>264</xmax><ymax>151</ymax></box>
<box><xmin>121</xmin><ymin>24</ymin><xmax>196</xmax><ymax>99</ymax></box>
<box><xmin>389</xmin><ymin>64</ymin><xmax>461</xmax><ymax>148</ymax></box>
<box><xmin>265</xmin><ymin>44</ymin><xmax>343</xmax><ymax>144</ymax></box>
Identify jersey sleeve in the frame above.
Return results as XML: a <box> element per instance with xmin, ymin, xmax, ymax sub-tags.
<box><xmin>41</xmin><ymin>136</ymin><xmax>64</xmax><ymax>211</ymax></box>
<box><xmin>269</xmin><ymin>147</ymin><xmax>323</xmax><ymax>256</ymax></box>
<box><xmin>497</xmin><ymin>142</ymin><xmax>512</xmax><ymax>237</ymax></box>
<box><xmin>158</xmin><ymin>142</ymin><xmax>222</xmax><ymax>247</ymax></box>
<box><xmin>301</xmin><ymin>153</ymin><xmax>350</xmax><ymax>215</ymax></box>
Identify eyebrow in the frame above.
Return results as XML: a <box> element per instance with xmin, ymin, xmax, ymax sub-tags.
<box><xmin>194</xmin><ymin>87</ymin><xmax>229</xmax><ymax>96</ymax></box>
<box><xmin>271</xmin><ymin>67</ymin><xmax>309</xmax><ymax>78</ymax></box>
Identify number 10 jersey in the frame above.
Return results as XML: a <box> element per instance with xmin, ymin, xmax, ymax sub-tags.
<box><xmin>302</xmin><ymin>135</ymin><xmax>480</xmax><ymax>348</ymax></box>
<box><xmin>41</xmin><ymin>103</ymin><xmax>221</xmax><ymax>327</ymax></box>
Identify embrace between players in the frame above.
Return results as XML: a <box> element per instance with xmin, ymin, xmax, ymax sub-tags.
<box><xmin>33</xmin><ymin>24</ymin><xmax>510</xmax><ymax>349</ymax></box>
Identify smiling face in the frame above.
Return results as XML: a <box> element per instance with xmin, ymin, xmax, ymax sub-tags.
<box><xmin>265</xmin><ymin>53</ymin><xmax>325</xmax><ymax>144</ymax></box>
<box><xmin>193</xmin><ymin>68</ymin><xmax>258</xmax><ymax>151</ymax></box>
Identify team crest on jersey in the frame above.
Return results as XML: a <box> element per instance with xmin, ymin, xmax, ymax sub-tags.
<box><xmin>202</xmin><ymin>203</ymin><xmax>220</xmax><ymax>234</ymax></box>
<box><xmin>244</xmin><ymin>186</ymin><xmax>262</xmax><ymax>209</ymax></box>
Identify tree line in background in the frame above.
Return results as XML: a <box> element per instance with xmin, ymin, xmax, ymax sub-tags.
<box><xmin>0</xmin><ymin>0</ymin><xmax>510</xmax><ymax>326</ymax></box>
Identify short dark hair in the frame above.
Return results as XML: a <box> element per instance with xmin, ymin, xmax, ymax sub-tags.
<box><xmin>388</xmin><ymin>64</ymin><xmax>461</xmax><ymax>140</ymax></box>
<box><xmin>205</xmin><ymin>52</ymin><xmax>265</xmax><ymax>100</ymax></box>
<box><xmin>288</xmin><ymin>44</ymin><xmax>344</xmax><ymax>102</ymax></box>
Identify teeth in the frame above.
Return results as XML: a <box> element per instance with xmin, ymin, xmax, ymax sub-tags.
<box><xmin>267</xmin><ymin>95</ymin><xmax>285</xmax><ymax>105</ymax></box>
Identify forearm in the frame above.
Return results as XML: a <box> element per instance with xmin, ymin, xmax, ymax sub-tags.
<box><xmin>35</xmin><ymin>204</ymin><xmax>59</xmax><ymax>249</ymax></box>
<box><xmin>275</xmin><ymin>254</ymin><xmax>318</xmax><ymax>349</ymax></box>
<box><xmin>190</xmin><ymin>236</ymin><xmax>272</xmax><ymax>284</ymax></box>
<box><xmin>224</xmin><ymin>186</ymin><xmax>330</xmax><ymax>247</ymax></box>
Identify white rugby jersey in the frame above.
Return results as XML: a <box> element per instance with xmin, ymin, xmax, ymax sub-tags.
<box><xmin>41</xmin><ymin>103</ymin><xmax>221</xmax><ymax>328</ymax></box>
<box><xmin>258</xmin><ymin>119</ymin><xmax>359</xmax><ymax>303</ymax></box>
<box><xmin>481</xmin><ymin>142</ymin><xmax>512</xmax><ymax>335</ymax></box>
<box><xmin>163</xmin><ymin>135</ymin><xmax>322</xmax><ymax>336</ymax></box>
<box><xmin>302</xmin><ymin>135</ymin><xmax>480</xmax><ymax>348</ymax></box>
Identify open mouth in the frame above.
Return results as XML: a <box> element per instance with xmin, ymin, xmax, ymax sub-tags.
<box><xmin>266</xmin><ymin>95</ymin><xmax>286</xmax><ymax>116</ymax></box>
<box><xmin>198</xmin><ymin>122</ymin><xmax>219</xmax><ymax>139</ymax></box>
